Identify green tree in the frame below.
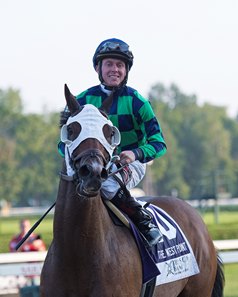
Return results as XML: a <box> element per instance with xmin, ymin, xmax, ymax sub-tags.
<box><xmin>148</xmin><ymin>83</ymin><xmax>191</xmax><ymax>198</ymax></box>
<box><xmin>148</xmin><ymin>82</ymin><xmax>235</xmax><ymax>199</ymax></box>
<box><xmin>15</xmin><ymin>113</ymin><xmax>61</xmax><ymax>205</ymax></box>
<box><xmin>180</xmin><ymin>105</ymin><xmax>231</xmax><ymax>199</ymax></box>
<box><xmin>1</xmin><ymin>84</ymin><xmax>237</xmax><ymax>205</ymax></box>
<box><xmin>0</xmin><ymin>87</ymin><xmax>61</xmax><ymax>205</ymax></box>
<box><xmin>0</xmin><ymin>138</ymin><xmax>22</xmax><ymax>202</ymax></box>
<box><xmin>222</xmin><ymin>116</ymin><xmax>238</xmax><ymax>196</ymax></box>
<box><xmin>0</xmin><ymin>88</ymin><xmax>23</xmax><ymax>203</ymax></box>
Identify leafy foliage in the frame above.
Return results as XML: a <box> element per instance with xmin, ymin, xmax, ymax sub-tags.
<box><xmin>148</xmin><ymin>83</ymin><xmax>238</xmax><ymax>199</ymax></box>
<box><xmin>0</xmin><ymin>84</ymin><xmax>238</xmax><ymax>205</ymax></box>
<box><xmin>0</xmin><ymin>88</ymin><xmax>61</xmax><ymax>205</ymax></box>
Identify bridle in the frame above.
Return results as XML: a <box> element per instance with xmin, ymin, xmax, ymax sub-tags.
<box><xmin>60</xmin><ymin>147</ymin><xmax>128</xmax><ymax>197</ymax></box>
<box><xmin>60</xmin><ymin>147</ymin><xmax>106</xmax><ymax>189</ymax></box>
<box><xmin>70</xmin><ymin>148</ymin><xmax>109</xmax><ymax>171</ymax></box>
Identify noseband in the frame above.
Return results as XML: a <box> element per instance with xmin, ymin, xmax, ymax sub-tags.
<box><xmin>70</xmin><ymin>148</ymin><xmax>108</xmax><ymax>170</ymax></box>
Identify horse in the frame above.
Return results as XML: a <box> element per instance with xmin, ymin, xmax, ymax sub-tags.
<box><xmin>40</xmin><ymin>84</ymin><xmax>224</xmax><ymax>297</ymax></box>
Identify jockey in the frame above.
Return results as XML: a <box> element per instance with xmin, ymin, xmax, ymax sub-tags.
<box><xmin>59</xmin><ymin>38</ymin><xmax>167</xmax><ymax>247</ymax></box>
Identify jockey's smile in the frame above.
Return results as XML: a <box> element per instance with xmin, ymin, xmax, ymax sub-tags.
<box><xmin>97</xmin><ymin>58</ymin><xmax>127</xmax><ymax>87</ymax></box>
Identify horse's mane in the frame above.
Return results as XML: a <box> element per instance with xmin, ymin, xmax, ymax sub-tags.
<box><xmin>59</xmin><ymin>110</ymin><xmax>71</xmax><ymax>128</ymax></box>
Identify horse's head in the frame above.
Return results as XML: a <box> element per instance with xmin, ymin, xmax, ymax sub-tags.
<box><xmin>60</xmin><ymin>84</ymin><xmax>121</xmax><ymax>197</ymax></box>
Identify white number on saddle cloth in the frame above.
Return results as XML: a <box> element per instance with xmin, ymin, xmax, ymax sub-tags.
<box><xmin>138</xmin><ymin>201</ymin><xmax>177</xmax><ymax>240</ymax></box>
<box><xmin>150</xmin><ymin>207</ymin><xmax>177</xmax><ymax>240</ymax></box>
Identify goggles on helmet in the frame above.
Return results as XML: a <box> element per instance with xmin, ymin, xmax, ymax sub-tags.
<box><xmin>99</xmin><ymin>41</ymin><xmax>130</xmax><ymax>54</ymax></box>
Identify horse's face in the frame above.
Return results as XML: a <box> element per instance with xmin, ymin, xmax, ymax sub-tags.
<box><xmin>60</xmin><ymin>84</ymin><xmax>121</xmax><ymax>197</ymax></box>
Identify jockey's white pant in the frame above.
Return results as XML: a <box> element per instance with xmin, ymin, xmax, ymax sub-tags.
<box><xmin>101</xmin><ymin>161</ymin><xmax>146</xmax><ymax>200</ymax></box>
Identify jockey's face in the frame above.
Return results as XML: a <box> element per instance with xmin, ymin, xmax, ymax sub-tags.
<box><xmin>98</xmin><ymin>58</ymin><xmax>127</xmax><ymax>87</ymax></box>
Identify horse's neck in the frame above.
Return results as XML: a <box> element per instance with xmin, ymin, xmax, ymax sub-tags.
<box><xmin>53</xmin><ymin>180</ymin><xmax>111</xmax><ymax>248</ymax></box>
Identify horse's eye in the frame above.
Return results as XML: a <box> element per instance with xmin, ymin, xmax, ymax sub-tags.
<box><xmin>66</xmin><ymin>122</ymin><xmax>82</xmax><ymax>141</ymax></box>
<box><xmin>103</xmin><ymin>124</ymin><xmax>113</xmax><ymax>145</ymax></box>
<box><xmin>67</xmin><ymin>126</ymin><xmax>74</xmax><ymax>139</ymax></box>
<box><xmin>111</xmin><ymin>130</ymin><xmax>115</xmax><ymax>137</ymax></box>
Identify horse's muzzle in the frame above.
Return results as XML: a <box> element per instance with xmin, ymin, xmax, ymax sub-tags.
<box><xmin>76</xmin><ymin>164</ymin><xmax>108</xmax><ymax>197</ymax></box>
<box><xmin>78</xmin><ymin>164</ymin><xmax>108</xmax><ymax>181</ymax></box>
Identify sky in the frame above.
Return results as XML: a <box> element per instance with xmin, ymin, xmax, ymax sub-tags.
<box><xmin>1</xmin><ymin>0</ymin><xmax>238</xmax><ymax>117</ymax></box>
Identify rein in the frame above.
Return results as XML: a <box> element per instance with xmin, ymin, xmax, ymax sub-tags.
<box><xmin>15</xmin><ymin>202</ymin><xmax>56</xmax><ymax>251</ymax></box>
<box><xmin>15</xmin><ymin>160</ymin><xmax>128</xmax><ymax>251</ymax></box>
<box><xmin>61</xmin><ymin>145</ymin><xmax>128</xmax><ymax>184</ymax></box>
<box><xmin>16</xmin><ymin>148</ymin><xmax>127</xmax><ymax>250</ymax></box>
<box><xmin>60</xmin><ymin>154</ymin><xmax>128</xmax><ymax>184</ymax></box>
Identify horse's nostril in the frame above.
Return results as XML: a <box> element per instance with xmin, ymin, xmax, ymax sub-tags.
<box><xmin>101</xmin><ymin>168</ymin><xmax>108</xmax><ymax>181</ymax></box>
<box><xmin>77</xmin><ymin>163</ymin><xmax>107</xmax><ymax>182</ymax></box>
<box><xmin>78</xmin><ymin>165</ymin><xmax>91</xmax><ymax>178</ymax></box>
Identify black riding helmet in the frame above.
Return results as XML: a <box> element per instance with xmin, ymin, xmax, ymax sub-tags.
<box><xmin>93</xmin><ymin>38</ymin><xmax>134</xmax><ymax>88</ymax></box>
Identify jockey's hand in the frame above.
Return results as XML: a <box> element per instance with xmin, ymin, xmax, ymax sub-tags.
<box><xmin>119</xmin><ymin>150</ymin><xmax>135</xmax><ymax>165</ymax></box>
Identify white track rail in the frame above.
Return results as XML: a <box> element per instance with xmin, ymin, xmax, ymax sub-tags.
<box><xmin>0</xmin><ymin>242</ymin><xmax>237</xmax><ymax>295</ymax></box>
<box><xmin>0</xmin><ymin>240</ymin><xmax>237</xmax><ymax>272</ymax></box>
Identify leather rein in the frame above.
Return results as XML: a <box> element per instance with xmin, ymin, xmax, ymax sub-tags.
<box><xmin>15</xmin><ymin>150</ymin><xmax>127</xmax><ymax>250</ymax></box>
<box><xmin>60</xmin><ymin>148</ymin><xmax>128</xmax><ymax>193</ymax></box>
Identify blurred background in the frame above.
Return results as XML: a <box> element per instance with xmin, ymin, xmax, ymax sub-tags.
<box><xmin>0</xmin><ymin>1</ymin><xmax>237</xmax><ymax>296</ymax></box>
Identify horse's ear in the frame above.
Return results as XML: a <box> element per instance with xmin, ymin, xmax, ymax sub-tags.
<box><xmin>99</xmin><ymin>91</ymin><xmax>114</xmax><ymax>114</ymax></box>
<box><xmin>64</xmin><ymin>84</ymin><xmax>81</xmax><ymax>114</ymax></box>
